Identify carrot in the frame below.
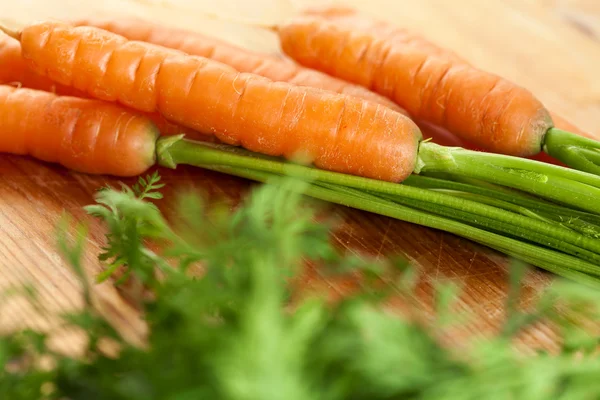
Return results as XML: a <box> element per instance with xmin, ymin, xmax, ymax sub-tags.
<box><xmin>276</xmin><ymin>8</ymin><xmax>600</xmax><ymax>175</ymax></box>
<box><xmin>0</xmin><ymin>85</ymin><xmax>157</xmax><ymax>176</ymax></box>
<box><xmin>73</xmin><ymin>15</ymin><xmax>503</xmax><ymax>151</ymax></box>
<box><xmin>278</xmin><ymin>10</ymin><xmax>549</xmax><ymax>156</ymax></box>
<box><xmin>5</xmin><ymin>26</ymin><xmax>600</xmax><ymax>286</ymax></box>
<box><xmin>307</xmin><ymin>7</ymin><xmax>593</xmax><ymax>141</ymax></box>
<box><xmin>9</xmin><ymin>21</ymin><xmax>422</xmax><ymax>182</ymax></box>
<box><xmin>5</xmin><ymin>91</ymin><xmax>600</xmax><ymax>286</ymax></box>
<box><xmin>7</xmin><ymin>20</ymin><xmax>600</xmax><ymax>217</ymax></box>
<box><xmin>0</xmin><ymin>32</ymin><xmax>198</xmax><ymax>138</ymax></box>
<box><xmin>72</xmin><ymin>16</ymin><xmax>489</xmax><ymax>151</ymax></box>
<box><xmin>0</xmin><ymin>32</ymin><xmax>59</xmax><ymax>92</ymax></box>
<box><xmin>72</xmin><ymin>16</ymin><xmax>405</xmax><ymax>114</ymax></box>
<box><xmin>79</xmin><ymin>12</ymin><xmax>586</xmax><ymax>158</ymax></box>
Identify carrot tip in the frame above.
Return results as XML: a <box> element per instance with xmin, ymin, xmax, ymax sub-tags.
<box><xmin>0</xmin><ymin>24</ymin><xmax>21</xmax><ymax>40</ymax></box>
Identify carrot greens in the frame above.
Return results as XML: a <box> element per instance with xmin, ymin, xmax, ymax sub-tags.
<box><xmin>159</xmin><ymin>136</ymin><xmax>600</xmax><ymax>215</ymax></box>
<box><xmin>403</xmin><ymin>175</ymin><xmax>600</xmax><ymax>234</ymax></box>
<box><xmin>157</xmin><ymin>136</ymin><xmax>600</xmax><ymax>284</ymax></box>
<box><xmin>545</xmin><ymin>128</ymin><xmax>600</xmax><ymax>176</ymax></box>
<box><xmin>416</xmin><ymin>142</ymin><xmax>600</xmax><ymax>214</ymax></box>
<box><xmin>1</xmin><ymin>176</ymin><xmax>600</xmax><ymax>399</ymax></box>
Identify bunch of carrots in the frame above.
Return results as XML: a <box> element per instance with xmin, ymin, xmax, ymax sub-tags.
<box><xmin>3</xmin><ymin>6</ymin><xmax>600</xmax><ymax>286</ymax></box>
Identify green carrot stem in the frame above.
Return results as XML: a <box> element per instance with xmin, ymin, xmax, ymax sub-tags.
<box><xmin>404</xmin><ymin>175</ymin><xmax>600</xmax><ymax>224</ymax></box>
<box><xmin>544</xmin><ymin>128</ymin><xmax>600</xmax><ymax>176</ymax></box>
<box><xmin>157</xmin><ymin>137</ymin><xmax>600</xmax><ymax>258</ymax></box>
<box><xmin>416</xmin><ymin>142</ymin><xmax>600</xmax><ymax>214</ymax></box>
<box><xmin>576</xmin><ymin>148</ymin><xmax>600</xmax><ymax>165</ymax></box>
<box><xmin>429</xmin><ymin>191</ymin><xmax>600</xmax><ymax>238</ymax></box>
<box><xmin>416</xmin><ymin>172</ymin><xmax>595</xmax><ymax>221</ymax></box>
<box><xmin>322</xmin><ymin>183</ymin><xmax>600</xmax><ymax>266</ymax></box>
<box><xmin>407</xmin><ymin>173</ymin><xmax>546</xmax><ymax>202</ymax></box>
<box><xmin>317</xmin><ymin>185</ymin><xmax>600</xmax><ymax>284</ymax></box>
<box><xmin>404</xmin><ymin>176</ymin><xmax>600</xmax><ymax>237</ymax></box>
<box><xmin>201</xmin><ymin>164</ymin><xmax>600</xmax><ymax>286</ymax></box>
<box><xmin>378</xmin><ymin>194</ymin><xmax>600</xmax><ymax>267</ymax></box>
<box><xmin>416</xmin><ymin>191</ymin><xmax>553</xmax><ymax>223</ymax></box>
<box><xmin>420</xmin><ymin>140</ymin><xmax>600</xmax><ymax>189</ymax></box>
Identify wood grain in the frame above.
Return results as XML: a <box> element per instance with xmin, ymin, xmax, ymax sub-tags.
<box><xmin>1</xmin><ymin>0</ymin><xmax>598</xmax><ymax>352</ymax></box>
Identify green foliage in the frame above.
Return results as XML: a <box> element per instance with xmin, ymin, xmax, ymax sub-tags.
<box><xmin>85</xmin><ymin>173</ymin><xmax>168</xmax><ymax>286</ymax></box>
<box><xmin>132</xmin><ymin>171</ymin><xmax>165</xmax><ymax>201</ymax></box>
<box><xmin>1</xmin><ymin>174</ymin><xmax>600</xmax><ymax>399</ymax></box>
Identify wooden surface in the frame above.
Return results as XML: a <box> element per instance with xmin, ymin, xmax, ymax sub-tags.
<box><xmin>1</xmin><ymin>0</ymin><xmax>600</xmax><ymax>352</ymax></box>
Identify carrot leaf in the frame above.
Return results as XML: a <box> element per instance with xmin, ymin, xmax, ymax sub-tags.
<box><xmin>2</xmin><ymin>175</ymin><xmax>600</xmax><ymax>399</ymax></box>
<box><xmin>157</xmin><ymin>138</ymin><xmax>600</xmax><ymax>283</ymax></box>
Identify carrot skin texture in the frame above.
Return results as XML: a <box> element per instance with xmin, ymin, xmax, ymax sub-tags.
<box><xmin>72</xmin><ymin>16</ymin><xmax>589</xmax><ymax>163</ymax></box>
<box><xmin>0</xmin><ymin>32</ymin><xmax>60</xmax><ymax>92</ymax></box>
<box><xmin>72</xmin><ymin>16</ymin><xmax>525</xmax><ymax>151</ymax></box>
<box><xmin>298</xmin><ymin>9</ymin><xmax>594</xmax><ymax>142</ymax></box>
<box><xmin>295</xmin><ymin>7</ymin><xmax>596</xmax><ymax>154</ymax></box>
<box><xmin>0</xmin><ymin>85</ymin><xmax>157</xmax><ymax>176</ymax></box>
<box><xmin>0</xmin><ymin>32</ymin><xmax>198</xmax><ymax>138</ymax></box>
<box><xmin>278</xmin><ymin>12</ymin><xmax>554</xmax><ymax>157</ymax></box>
<box><xmin>72</xmin><ymin>16</ymin><xmax>406</xmax><ymax>113</ymax></box>
<box><xmin>19</xmin><ymin>22</ymin><xmax>421</xmax><ymax>182</ymax></box>
<box><xmin>304</xmin><ymin>10</ymin><xmax>593</xmax><ymax>141</ymax></box>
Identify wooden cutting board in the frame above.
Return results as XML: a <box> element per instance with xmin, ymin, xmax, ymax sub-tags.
<box><xmin>1</xmin><ymin>0</ymin><xmax>599</xmax><ymax>353</ymax></box>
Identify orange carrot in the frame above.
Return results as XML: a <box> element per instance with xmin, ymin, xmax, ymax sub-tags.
<box><xmin>70</xmin><ymin>15</ymin><xmax>492</xmax><ymax>147</ymax></box>
<box><xmin>0</xmin><ymin>85</ymin><xmax>157</xmax><ymax>176</ymax></box>
<box><xmin>71</xmin><ymin>16</ymin><xmax>492</xmax><ymax>149</ymax></box>
<box><xmin>274</xmin><ymin>7</ymin><xmax>600</xmax><ymax>176</ymax></box>
<box><xmin>5</xmin><ymin>91</ymin><xmax>600</xmax><ymax>284</ymax></box>
<box><xmin>72</xmin><ymin>16</ymin><xmax>406</xmax><ymax>114</ymax></box>
<box><xmin>11</xmin><ymin>21</ymin><xmax>421</xmax><ymax>182</ymax></box>
<box><xmin>72</xmin><ymin>16</ymin><xmax>480</xmax><ymax>149</ymax></box>
<box><xmin>305</xmin><ymin>7</ymin><xmax>594</xmax><ymax>142</ymax></box>
<box><xmin>277</xmin><ymin>10</ymin><xmax>556</xmax><ymax>157</ymax></box>
<box><xmin>0</xmin><ymin>32</ymin><xmax>60</xmax><ymax>92</ymax></box>
<box><xmin>6</xmin><ymin>23</ymin><xmax>600</xmax><ymax>227</ymax></box>
<box><xmin>0</xmin><ymin>32</ymin><xmax>198</xmax><ymax>138</ymax></box>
